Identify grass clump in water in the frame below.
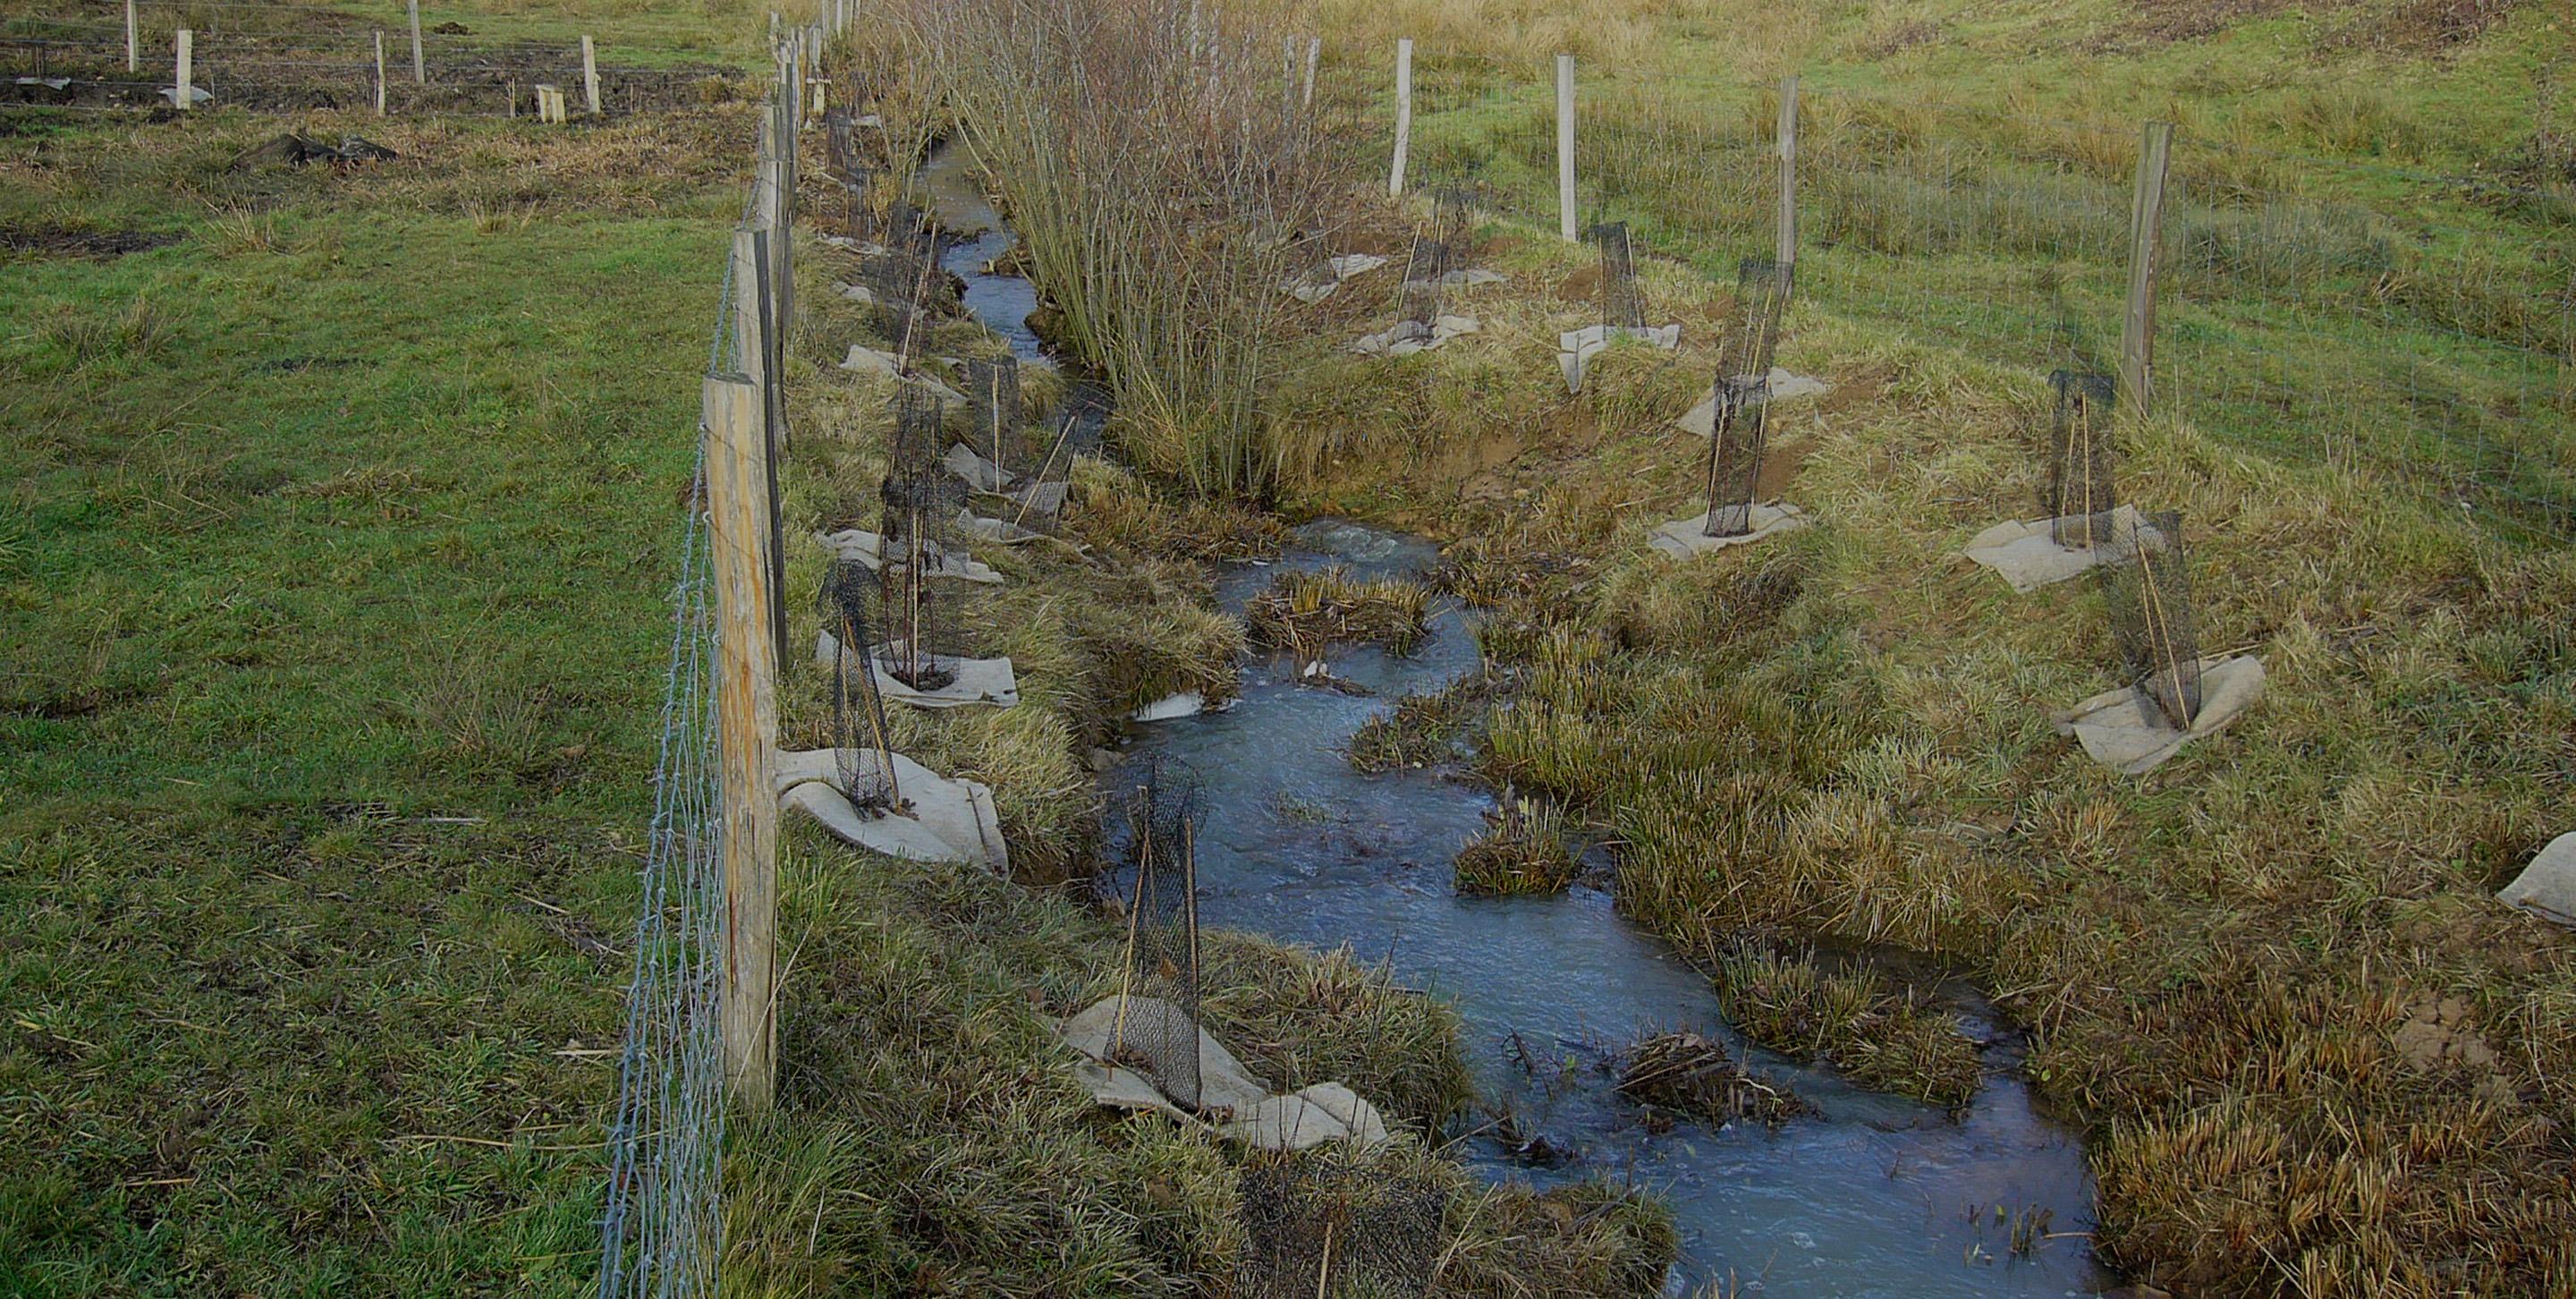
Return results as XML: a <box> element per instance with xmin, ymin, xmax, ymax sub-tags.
<box><xmin>1708</xmin><ymin>945</ymin><xmax>1984</xmax><ymax>1109</ymax></box>
<box><xmin>1246</xmin><ymin>565</ymin><xmax>1436</xmax><ymax>662</ymax></box>
<box><xmin>1453</xmin><ymin>794</ymin><xmax>1581</xmax><ymax>896</ymax></box>
<box><xmin>1346</xmin><ymin>675</ymin><xmax>1488</xmax><ymax>773</ymax></box>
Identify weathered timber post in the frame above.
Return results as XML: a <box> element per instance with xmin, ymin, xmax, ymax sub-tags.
<box><xmin>703</xmin><ymin>370</ymin><xmax>779</xmax><ymax>1114</ymax></box>
<box><xmin>1388</xmin><ymin>38</ymin><xmax>1412</xmax><ymax>197</ymax></box>
<box><xmin>1776</xmin><ymin>75</ymin><xmax>1799</xmax><ymax>293</ymax></box>
<box><xmin>1556</xmin><ymin>55</ymin><xmax>1578</xmax><ymax>242</ymax></box>
<box><xmin>2121</xmin><ymin>121</ymin><xmax>2176</xmax><ymax>421</ymax></box>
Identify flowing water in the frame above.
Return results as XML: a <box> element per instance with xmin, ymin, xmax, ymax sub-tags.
<box><xmin>915</xmin><ymin>146</ymin><xmax>2112</xmax><ymax>1298</ymax></box>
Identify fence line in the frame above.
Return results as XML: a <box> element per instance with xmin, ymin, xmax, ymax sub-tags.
<box><xmin>595</xmin><ymin>10</ymin><xmax>834</xmax><ymax>1291</ymax></box>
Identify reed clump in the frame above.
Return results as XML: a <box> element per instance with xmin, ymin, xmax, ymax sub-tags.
<box><xmin>1064</xmin><ymin>458</ymin><xmax>1292</xmax><ymax>565</ymax></box>
<box><xmin>1452</xmin><ymin>794</ymin><xmax>1580</xmax><ymax>896</ymax></box>
<box><xmin>1346</xmin><ymin>677</ymin><xmax>1487</xmax><ymax>772</ymax></box>
<box><xmin>1708</xmin><ymin>946</ymin><xmax>1985</xmax><ymax>1108</ymax></box>
<box><xmin>1245</xmin><ymin>565</ymin><xmax>1436</xmax><ymax>659</ymax></box>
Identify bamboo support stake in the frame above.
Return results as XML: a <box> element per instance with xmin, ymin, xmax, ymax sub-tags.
<box><xmin>1776</xmin><ymin>75</ymin><xmax>1799</xmax><ymax>290</ymax></box>
<box><xmin>1388</xmin><ymin>38</ymin><xmax>1412</xmax><ymax>197</ymax></box>
<box><xmin>2121</xmin><ymin>121</ymin><xmax>2176</xmax><ymax>422</ymax></box>
<box><xmin>704</xmin><ymin>371</ymin><xmax>779</xmax><ymax>1113</ymax></box>
<box><xmin>580</xmin><ymin>35</ymin><xmax>599</xmax><ymax>116</ymax></box>
<box><xmin>373</xmin><ymin>32</ymin><xmax>386</xmax><ymax>115</ymax></box>
<box><xmin>1556</xmin><ymin>55</ymin><xmax>1578</xmax><ymax>242</ymax></box>
<box><xmin>174</xmin><ymin>30</ymin><xmax>191</xmax><ymax>110</ymax></box>
<box><xmin>407</xmin><ymin>0</ymin><xmax>424</xmax><ymax>83</ymax></box>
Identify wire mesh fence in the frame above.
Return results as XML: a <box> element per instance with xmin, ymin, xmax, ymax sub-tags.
<box><xmin>3</xmin><ymin>2</ymin><xmax>741</xmax><ymax>115</ymax></box>
<box><xmin>597</xmin><ymin>434</ymin><xmax>727</xmax><ymax>1299</ymax></box>
<box><xmin>598</xmin><ymin>23</ymin><xmax>818</xmax><ymax>1296</ymax></box>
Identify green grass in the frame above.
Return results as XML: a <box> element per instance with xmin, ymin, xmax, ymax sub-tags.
<box><xmin>0</xmin><ymin>101</ymin><xmax>748</xmax><ymax>1295</ymax></box>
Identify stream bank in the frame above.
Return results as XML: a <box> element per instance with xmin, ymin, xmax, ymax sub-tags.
<box><xmin>913</xmin><ymin>141</ymin><xmax>2109</xmax><ymax>1297</ymax></box>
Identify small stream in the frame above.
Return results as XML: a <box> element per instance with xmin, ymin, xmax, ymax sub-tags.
<box><xmin>913</xmin><ymin>146</ymin><xmax>2110</xmax><ymax>1297</ymax></box>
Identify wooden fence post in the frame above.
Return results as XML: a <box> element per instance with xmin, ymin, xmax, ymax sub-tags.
<box><xmin>2121</xmin><ymin>121</ymin><xmax>2176</xmax><ymax>421</ymax></box>
<box><xmin>374</xmin><ymin>32</ymin><xmax>386</xmax><ymax>115</ymax></box>
<box><xmin>174</xmin><ymin>30</ymin><xmax>191</xmax><ymax>110</ymax></box>
<box><xmin>1555</xmin><ymin>54</ymin><xmax>1578</xmax><ymax>242</ymax></box>
<box><xmin>580</xmin><ymin>35</ymin><xmax>599</xmax><ymax>115</ymax></box>
<box><xmin>125</xmin><ymin>0</ymin><xmax>137</xmax><ymax>72</ymax></box>
<box><xmin>407</xmin><ymin>0</ymin><xmax>424</xmax><ymax>83</ymax></box>
<box><xmin>1388</xmin><ymin>38</ymin><xmax>1411</xmax><ymax>197</ymax></box>
<box><xmin>703</xmin><ymin>369</ymin><xmax>779</xmax><ymax>1115</ymax></box>
<box><xmin>1776</xmin><ymin>75</ymin><xmax>1799</xmax><ymax>291</ymax></box>
<box><xmin>1302</xmin><ymin>36</ymin><xmax>1319</xmax><ymax>108</ymax></box>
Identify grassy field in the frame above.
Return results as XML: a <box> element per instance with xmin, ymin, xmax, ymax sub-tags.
<box><xmin>0</xmin><ymin>89</ymin><xmax>756</xmax><ymax>1295</ymax></box>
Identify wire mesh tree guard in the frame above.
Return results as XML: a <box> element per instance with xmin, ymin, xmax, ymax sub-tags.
<box><xmin>1237</xmin><ymin>1146</ymin><xmax>1450</xmax><ymax>1299</ymax></box>
<box><xmin>877</xmin><ymin>389</ymin><xmax>963</xmax><ymax>691</ymax></box>
<box><xmin>960</xmin><ymin>353</ymin><xmax>1024</xmax><ymax>480</ymax></box>
<box><xmin>996</xmin><ymin>383</ymin><xmax>1100</xmax><ymax>536</ymax></box>
<box><xmin>857</xmin><ymin>207</ymin><xmax>939</xmax><ymax>360</ymax></box>
<box><xmin>2100</xmin><ymin>509</ymin><xmax>2202</xmax><ymax>731</ymax></box>
<box><xmin>1700</xmin><ymin>256</ymin><xmax>1792</xmax><ymax>537</ymax></box>
<box><xmin>819</xmin><ymin>557</ymin><xmax>902</xmax><ymax>814</ymax></box>
<box><xmin>1110</xmin><ymin>759</ymin><xmax>1207</xmax><ymax>1112</ymax></box>
<box><xmin>1590</xmin><ymin>219</ymin><xmax>1646</xmax><ymax>332</ymax></box>
<box><xmin>2046</xmin><ymin>369</ymin><xmax>2119</xmax><ymax>548</ymax></box>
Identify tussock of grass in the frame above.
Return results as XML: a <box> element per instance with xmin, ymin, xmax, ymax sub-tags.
<box><xmin>1452</xmin><ymin>794</ymin><xmax>1580</xmax><ymax>896</ymax></box>
<box><xmin>1245</xmin><ymin>565</ymin><xmax>1436</xmax><ymax>660</ymax></box>
<box><xmin>1064</xmin><ymin>458</ymin><xmax>1290</xmax><ymax>565</ymax></box>
<box><xmin>1069</xmin><ymin>561</ymin><xmax>1248</xmax><ymax>718</ymax></box>
<box><xmin>1346</xmin><ymin>676</ymin><xmax>1487</xmax><ymax>773</ymax></box>
<box><xmin>1707</xmin><ymin>946</ymin><xmax>1984</xmax><ymax>1108</ymax></box>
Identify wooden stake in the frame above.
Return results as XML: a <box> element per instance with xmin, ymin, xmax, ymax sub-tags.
<box><xmin>1301</xmin><ymin>36</ymin><xmax>1319</xmax><ymax>109</ymax></box>
<box><xmin>704</xmin><ymin>372</ymin><xmax>779</xmax><ymax>1114</ymax></box>
<box><xmin>1389</xmin><ymin>38</ymin><xmax>1412</xmax><ymax>197</ymax></box>
<box><xmin>580</xmin><ymin>35</ymin><xmax>599</xmax><ymax>116</ymax></box>
<box><xmin>2121</xmin><ymin>121</ymin><xmax>2176</xmax><ymax>422</ymax></box>
<box><xmin>406</xmin><ymin>0</ymin><xmax>424</xmax><ymax>84</ymax></box>
<box><xmin>1776</xmin><ymin>75</ymin><xmax>1799</xmax><ymax>290</ymax></box>
<box><xmin>373</xmin><ymin>31</ymin><xmax>386</xmax><ymax>115</ymax></box>
<box><xmin>1556</xmin><ymin>54</ymin><xmax>1579</xmax><ymax>242</ymax></box>
<box><xmin>124</xmin><ymin>0</ymin><xmax>137</xmax><ymax>72</ymax></box>
<box><xmin>737</xmin><ymin>225</ymin><xmax>791</xmax><ymax>681</ymax></box>
<box><xmin>174</xmin><ymin>30</ymin><xmax>191</xmax><ymax>110</ymax></box>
